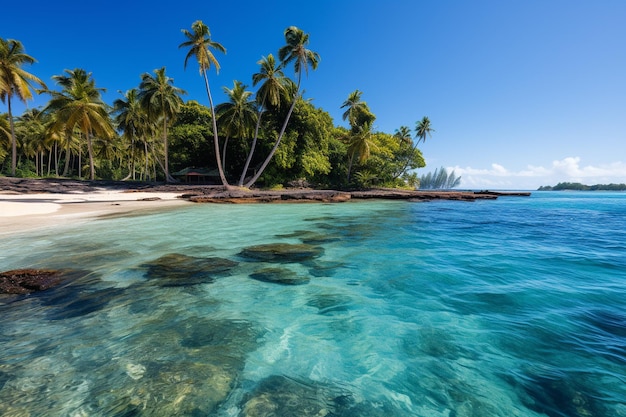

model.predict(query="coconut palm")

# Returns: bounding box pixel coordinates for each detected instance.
[42,68,114,180]
[113,88,153,180]
[138,67,185,182]
[341,89,366,127]
[415,116,434,145]
[15,108,48,175]
[179,20,228,186]
[345,121,376,182]
[0,38,47,176]
[394,125,413,146]
[215,80,256,173]
[244,26,319,188]
[238,54,287,186]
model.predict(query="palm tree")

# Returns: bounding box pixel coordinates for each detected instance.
[179,20,228,186]
[394,125,413,146]
[0,38,47,176]
[238,54,287,186]
[244,26,319,188]
[415,116,434,145]
[341,89,366,127]
[215,80,256,173]
[15,108,48,175]
[345,121,376,182]
[42,69,114,180]
[113,88,152,180]
[138,67,186,182]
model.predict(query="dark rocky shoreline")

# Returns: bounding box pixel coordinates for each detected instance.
[0,177,529,203]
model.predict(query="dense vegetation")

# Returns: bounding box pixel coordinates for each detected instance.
[538,182,626,191]
[1,24,431,189]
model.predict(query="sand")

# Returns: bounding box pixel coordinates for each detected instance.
[0,190,190,236]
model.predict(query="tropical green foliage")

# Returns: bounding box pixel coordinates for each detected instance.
[42,68,114,180]
[180,20,228,186]
[215,81,256,172]
[0,37,47,175]
[244,26,320,188]
[0,113,10,161]
[419,167,462,189]
[2,27,437,188]
[138,67,186,182]
[169,101,214,172]
[112,88,155,180]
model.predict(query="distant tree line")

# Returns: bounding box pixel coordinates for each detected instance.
[538,182,626,191]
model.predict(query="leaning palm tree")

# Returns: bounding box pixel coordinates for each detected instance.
[42,68,114,180]
[138,67,186,182]
[180,20,228,186]
[215,80,256,173]
[0,38,47,176]
[238,54,288,186]
[415,116,434,145]
[244,26,319,188]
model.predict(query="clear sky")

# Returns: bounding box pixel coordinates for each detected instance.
[3,0,625,189]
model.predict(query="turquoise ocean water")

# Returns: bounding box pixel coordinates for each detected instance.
[1,192,625,416]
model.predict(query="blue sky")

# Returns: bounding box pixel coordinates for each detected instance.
[3,0,625,189]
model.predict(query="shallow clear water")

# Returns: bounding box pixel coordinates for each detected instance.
[1,192,625,416]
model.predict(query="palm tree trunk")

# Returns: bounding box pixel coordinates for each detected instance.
[54,143,60,177]
[144,140,149,181]
[85,130,96,180]
[149,142,169,181]
[8,98,17,176]
[221,135,230,174]
[244,92,298,188]
[239,95,267,187]
[202,69,229,187]
[162,117,172,182]
[347,152,355,182]
[63,142,71,177]
[47,148,52,176]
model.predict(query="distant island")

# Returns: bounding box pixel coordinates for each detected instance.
[538,182,626,191]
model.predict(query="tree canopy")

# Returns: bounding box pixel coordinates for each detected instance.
[1,29,434,189]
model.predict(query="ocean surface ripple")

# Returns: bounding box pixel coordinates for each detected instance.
[1,192,625,416]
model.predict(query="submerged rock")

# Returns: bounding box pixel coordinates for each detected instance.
[240,375,411,417]
[306,293,352,315]
[249,267,310,285]
[305,260,347,277]
[239,243,324,263]
[37,273,126,320]
[180,318,261,352]
[91,316,262,416]
[0,269,64,294]
[104,361,236,416]
[141,253,238,286]
[505,369,606,417]
[276,230,342,245]
[240,375,334,417]
[411,327,464,360]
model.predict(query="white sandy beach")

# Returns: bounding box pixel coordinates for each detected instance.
[0,190,190,235]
